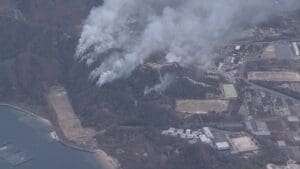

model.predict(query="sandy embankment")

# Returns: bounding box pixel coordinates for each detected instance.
[46,86,120,169]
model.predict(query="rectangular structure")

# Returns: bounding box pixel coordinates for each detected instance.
[215,142,230,150]
[248,71,300,82]
[223,84,238,99]
[292,42,300,56]
[176,100,229,114]
[231,136,258,153]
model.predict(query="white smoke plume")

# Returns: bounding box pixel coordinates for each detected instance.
[76,0,300,87]
[144,73,175,95]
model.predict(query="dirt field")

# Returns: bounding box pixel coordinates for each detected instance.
[46,86,119,169]
[248,71,300,82]
[46,86,97,148]
[261,45,276,59]
[231,136,258,153]
[175,100,229,114]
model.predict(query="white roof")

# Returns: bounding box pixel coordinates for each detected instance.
[288,116,300,122]
[235,45,241,50]
[215,142,230,149]
[199,135,212,144]
[277,140,286,146]
[203,127,214,138]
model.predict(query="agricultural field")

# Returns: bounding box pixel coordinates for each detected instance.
[248,71,300,82]
[175,99,229,114]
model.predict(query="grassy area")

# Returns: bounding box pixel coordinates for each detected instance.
[223,84,238,99]
[176,99,229,114]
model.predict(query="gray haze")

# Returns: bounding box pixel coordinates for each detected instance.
[144,73,175,95]
[76,0,300,86]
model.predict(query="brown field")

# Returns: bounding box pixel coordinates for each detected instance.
[175,100,229,114]
[248,71,300,82]
[261,45,276,59]
[231,136,258,153]
[46,86,97,147]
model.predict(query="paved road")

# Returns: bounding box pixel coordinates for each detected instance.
[231,37,300,46]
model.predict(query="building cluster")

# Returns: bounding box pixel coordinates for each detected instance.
[162,127,213,145]
[162,127,259,154]
[163,40,300,160]
[242,89,291,117]
[239,82,300,161]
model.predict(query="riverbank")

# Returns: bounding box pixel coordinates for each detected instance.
[0,101,120,169]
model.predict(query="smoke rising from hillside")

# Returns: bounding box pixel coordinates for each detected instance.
[76,0,300,86]
[144,73,175,95]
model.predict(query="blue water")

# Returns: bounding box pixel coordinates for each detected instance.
[0,106,103,169]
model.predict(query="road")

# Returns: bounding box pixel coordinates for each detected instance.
[231,37,300,46]
[238,58,300,104]
[243,78,300,103]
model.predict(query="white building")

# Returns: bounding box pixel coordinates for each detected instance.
[199,135,212,144]
[215,142,230,151]
[292,42,300,56]
[287,116,300,122]
[235,45,241,51]
[203,127,214,139]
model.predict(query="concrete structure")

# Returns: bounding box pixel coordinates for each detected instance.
[199,135,212,144]
[287,116,300,122]
[292,42,300,56]
[277,140,286,147]
[203,127,214,139]
[293,134,300,142]
[50,131,59,141]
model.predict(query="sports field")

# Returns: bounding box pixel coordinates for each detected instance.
[248,71,300,82]
[176,100,229,114]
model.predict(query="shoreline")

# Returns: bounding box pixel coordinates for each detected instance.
[0,103,52,126]
[0,103,120,169]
